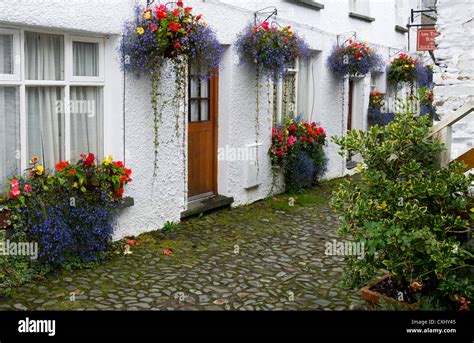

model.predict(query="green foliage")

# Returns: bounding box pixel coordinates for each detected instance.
[162,221,179,233]
[331,107,474,308]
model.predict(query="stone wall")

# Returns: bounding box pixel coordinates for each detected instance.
[433,0,474,159]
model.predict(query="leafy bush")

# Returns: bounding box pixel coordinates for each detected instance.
[270,119,327,193]
[331,106,474,309]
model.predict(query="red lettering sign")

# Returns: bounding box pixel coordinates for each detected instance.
[417,29,440,51]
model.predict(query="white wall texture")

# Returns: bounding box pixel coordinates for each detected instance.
[0,0,413,238]
[433,0,474,159]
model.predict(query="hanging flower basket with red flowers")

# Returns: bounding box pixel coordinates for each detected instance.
[236,22,310,79]
[120,2,223,178]
[327,39,384,78]
[387,53,418,86]
[121,2,222,76]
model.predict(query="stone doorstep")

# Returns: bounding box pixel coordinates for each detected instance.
[180,194,234,219]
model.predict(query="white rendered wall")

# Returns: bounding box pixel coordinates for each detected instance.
[0,0,413,238]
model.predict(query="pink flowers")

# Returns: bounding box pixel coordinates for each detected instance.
[150,24,158,32]
[287,136,297,147]
[9,179,21,199]
[24,184,32,193]
[261,21,270,30]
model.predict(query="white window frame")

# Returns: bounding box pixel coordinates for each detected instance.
[69,35,105,83]
[0,26,105,173]
[0,28,21,81]
[274,60,299,126]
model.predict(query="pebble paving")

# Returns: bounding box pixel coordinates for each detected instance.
[0,181,365,311]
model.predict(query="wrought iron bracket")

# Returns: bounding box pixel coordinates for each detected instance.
[336,31,356,47]
[254,6,278,27]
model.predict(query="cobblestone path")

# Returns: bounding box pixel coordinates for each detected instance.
[0,181,365,311]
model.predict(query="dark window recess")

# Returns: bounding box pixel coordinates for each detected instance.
[188,69,210,123]
[348,11,375,23]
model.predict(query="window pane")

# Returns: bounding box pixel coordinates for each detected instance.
[190,77,199,98]
[190,100,199,122]
[0,34,13,75]
[25,32,64,81]
[27,87,64,170]
[73,41,99,77]
[70,87,103,162]
[0,87,19,183]
[201,79,209,98]
[201,100,209,121]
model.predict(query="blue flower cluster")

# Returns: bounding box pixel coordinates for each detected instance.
[236,24,311,80]
[13,183,116,269]
[187,24,224,79]
[416,63,433,88]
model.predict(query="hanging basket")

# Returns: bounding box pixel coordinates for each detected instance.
[328,39,384,78]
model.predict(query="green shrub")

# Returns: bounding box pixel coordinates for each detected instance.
[331,106,474,309]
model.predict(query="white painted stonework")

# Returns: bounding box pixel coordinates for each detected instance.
[0,0,415,238]
[433,0,474,159]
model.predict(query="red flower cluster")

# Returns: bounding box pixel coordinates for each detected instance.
[270,120,326,164]
[80,153,96,167]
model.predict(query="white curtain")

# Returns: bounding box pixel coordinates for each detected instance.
[73,42,98,77]
[0,34,13,75]
[0,87,19,183]
[70,87,103,162]
[27,87,64,170]
[25,32,64,169]
[25,32,64,81]
[297,58,314,122]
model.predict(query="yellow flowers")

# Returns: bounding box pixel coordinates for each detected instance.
[289,118,294,124]
[35,165,44,176]
[143,11,151,20]
[136,27,145,35]
[103,155,113,166]
[285,130,289,136]
[364,40,369,45]
[376,201,388,211]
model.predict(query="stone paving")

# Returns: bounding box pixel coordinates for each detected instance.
[0,181,365,311]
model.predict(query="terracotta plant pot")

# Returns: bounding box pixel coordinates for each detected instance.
[447,227,471,245]
[360,274,419,310]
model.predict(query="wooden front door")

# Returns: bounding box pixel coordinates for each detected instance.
[188,69,218,199]
[347,80,354,131]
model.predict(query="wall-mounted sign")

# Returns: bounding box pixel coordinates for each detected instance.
[417,28,440,51]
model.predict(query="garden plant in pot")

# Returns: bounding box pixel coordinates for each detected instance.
[331,103,474,311]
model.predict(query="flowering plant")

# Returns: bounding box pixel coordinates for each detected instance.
[328,39,384,78]
[270,118,327,192]
[121,2,222,76]
[387,53,418,85]
[55,154,132,199]
[369,91,385,107]
[236,22,310,79]
[416,63,434,89]
[2,154,132,269]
